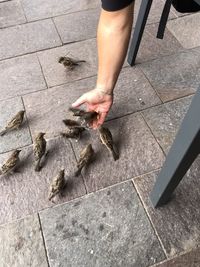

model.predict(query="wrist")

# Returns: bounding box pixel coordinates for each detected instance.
[95,84,114,96]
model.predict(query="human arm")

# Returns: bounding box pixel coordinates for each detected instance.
[72,2,134,128]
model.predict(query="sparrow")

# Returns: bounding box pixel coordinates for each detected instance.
[58,56,86,70]
[69,107,98,128]
[0,110,25,136]
[62,119,81,128]
[68,107,86,117]
[75,144,94,176]
[61,127,85,141]
[79,111,98,128]
[0,150,21,176]
[98,126,119,161]
[33,132,46,172]
[48,169,66,201]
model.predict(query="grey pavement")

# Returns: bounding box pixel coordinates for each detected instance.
[0,0,200,266]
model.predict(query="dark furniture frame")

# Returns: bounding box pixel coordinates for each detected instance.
[127,0,200,66]
[127,0,200,207]
[150,87,200,207]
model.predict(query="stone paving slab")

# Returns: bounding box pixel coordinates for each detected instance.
[22,0,100,21]
[167,13,200,49]
[23,67,161,139]
[0,19,61,60]
[0,0,26,28]
[23,76,96,139]
[72,113,165,192]
[0,97,32,154]
[142,96,192,153]
[152,247,200,267]
[0,214,48,267]
[134,165,200,257]
[108,67,161,119]
[40,181,166,267]
[170,5,191,18]
[0,137,86,225]
[54,8,100,44]
[0,54,46,101]
[134,0,176,26]
[139,48,200,102]
[37,38,97,87]
[136,23,183,64]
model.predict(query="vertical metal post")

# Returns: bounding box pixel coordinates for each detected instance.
[127,0,153,66]
[150,88,200,207]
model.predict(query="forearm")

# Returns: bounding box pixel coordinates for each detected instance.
[96,4,134,94]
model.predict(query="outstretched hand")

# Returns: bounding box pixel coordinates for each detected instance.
[72,89,113,129]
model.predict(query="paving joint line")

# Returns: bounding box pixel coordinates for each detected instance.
[0,35,98,63]
[140,111,167,157]
[37,213,51,267]
[131,179,168,259]
[0,167,165,228]
[0,13,172,31]
[51,18,63,45]
[0,6,99,30]
[0,2,193,32]
[131,167,161,181]
[19,0,28,23]
[0,93,194,156]
[0,73,97,103]
[23,6,100,25]
[105,100,165,123]
[0,31,198,64]
[0,87,47,103]
[0,43,63,63]
[0,141,33,155]
[134,45,197,68]
[144,22,184,51]
[137,66,164,104]
[148,246,200,267]
[1,94,190,150]
[36,53,49,89]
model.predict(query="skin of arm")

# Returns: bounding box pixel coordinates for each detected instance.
[72,3,134,128]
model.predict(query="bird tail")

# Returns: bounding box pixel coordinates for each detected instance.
[48,192,54,201]
[110,148,119,161]
[74,165,83,177]
[60,132,68,138]
[34,160,41,172]
[0,129,7,136]
[77,60,86,63]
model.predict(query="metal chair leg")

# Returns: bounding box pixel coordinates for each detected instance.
[127,0,153,66]
[150,88,200,207]
[157,0,173,39]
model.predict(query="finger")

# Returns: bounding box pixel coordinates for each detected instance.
[97,112,107,126]
[92,120,99,130]
[86,103,99,112]
[72,95,86,107]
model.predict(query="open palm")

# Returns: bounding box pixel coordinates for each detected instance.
[72,89,113,129]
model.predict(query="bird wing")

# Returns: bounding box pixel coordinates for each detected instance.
[101,130,114,150]
[34,140,46,159]
[1,156,18,173]
[79,146,87,160]
[7,113,22,129]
